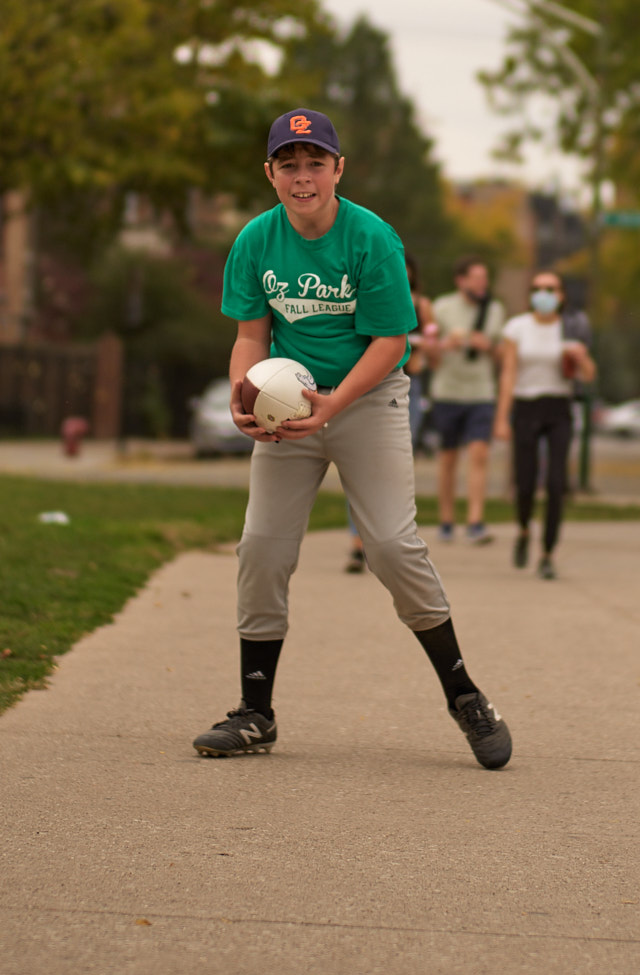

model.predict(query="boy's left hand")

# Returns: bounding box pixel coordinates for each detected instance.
[275,389,336,439]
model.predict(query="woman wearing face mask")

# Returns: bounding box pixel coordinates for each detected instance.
[493,270,596,579]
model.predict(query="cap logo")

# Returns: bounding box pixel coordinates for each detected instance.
[290,114,312,135]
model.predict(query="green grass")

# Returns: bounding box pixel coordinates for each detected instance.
[1,474,638,714]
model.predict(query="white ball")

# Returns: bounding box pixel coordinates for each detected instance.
[242,358,317,433]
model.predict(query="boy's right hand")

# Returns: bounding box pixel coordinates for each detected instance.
[229,379,282,443]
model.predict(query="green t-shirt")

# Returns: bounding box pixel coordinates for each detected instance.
[221,196,412,386]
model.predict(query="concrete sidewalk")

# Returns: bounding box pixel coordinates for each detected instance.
[1,435,640,500]
[1,523,639,974]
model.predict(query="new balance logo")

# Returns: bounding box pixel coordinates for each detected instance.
[388,397,399,408]
[240,724,265,745]
[245,670,266,680]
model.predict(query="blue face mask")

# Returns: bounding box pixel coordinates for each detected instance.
[531,289,560,315]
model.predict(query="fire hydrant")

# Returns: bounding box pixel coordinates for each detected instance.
[61,416,89,457]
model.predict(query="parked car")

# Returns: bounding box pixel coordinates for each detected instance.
[596,399,640,438]
[189,378,253,456]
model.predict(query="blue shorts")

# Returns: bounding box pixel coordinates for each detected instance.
[432,401,495,449]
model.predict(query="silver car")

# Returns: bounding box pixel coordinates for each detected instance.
[189,378,253,456]
[597,400,640,438]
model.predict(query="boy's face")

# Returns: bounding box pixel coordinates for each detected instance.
[264,144,344,222]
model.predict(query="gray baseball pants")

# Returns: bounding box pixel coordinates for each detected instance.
[237,369,451,640]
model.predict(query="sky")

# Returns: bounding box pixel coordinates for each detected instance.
[320,0,587,197]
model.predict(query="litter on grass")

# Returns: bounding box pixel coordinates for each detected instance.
[38,512,70,525]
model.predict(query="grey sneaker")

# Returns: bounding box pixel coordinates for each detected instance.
[466,523,494,545]
[538,555,556,580]
[193,704,277,757]
[449,692,512,769]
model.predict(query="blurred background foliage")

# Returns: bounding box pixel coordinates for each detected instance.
[1,0,638,434]
[478,0,640,403]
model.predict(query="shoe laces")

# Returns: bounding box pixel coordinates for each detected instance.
[460,698,496,738]
[212,706,253,729]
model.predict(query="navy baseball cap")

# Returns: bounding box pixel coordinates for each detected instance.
[267,108,340,157]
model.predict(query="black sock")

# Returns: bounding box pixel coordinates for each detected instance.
[240,638,283,718]
[413,618,479,708]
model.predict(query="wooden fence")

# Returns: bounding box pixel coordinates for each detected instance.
[0,333,122,438]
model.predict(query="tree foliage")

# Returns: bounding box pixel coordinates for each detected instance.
[478,0,637,184]
[2,0,505,412]
[80,245,237,435]
[479,0,640,398]
[279,16,462,292]
[0,0,326,216]
[444,182,528,268]
[1,1,485,288]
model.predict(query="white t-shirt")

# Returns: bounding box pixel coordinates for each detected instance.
[502,312,573,399]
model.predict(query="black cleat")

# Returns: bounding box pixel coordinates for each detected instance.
[449,692,512,770]
[193,705,277,757]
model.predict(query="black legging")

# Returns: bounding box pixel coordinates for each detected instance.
[512,396,573,555]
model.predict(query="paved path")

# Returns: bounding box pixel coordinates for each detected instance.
[2,523,639,974]
[0,435,639,500]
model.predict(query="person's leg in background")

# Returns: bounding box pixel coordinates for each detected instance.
[437,447,458,540]
[344,499,366,573]
[538,398,573,579]
[466,439,493,543]
[408,373,424,452]
[463,403,495,544]
[511,399,541,569]
[432,403,462,542]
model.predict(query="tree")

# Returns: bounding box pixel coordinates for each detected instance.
[77,244,237,435]
[477,1,636,174]
[479,0,640,396]
[0,0,326,224]
[444,181,528,268]
[280,16,460,292]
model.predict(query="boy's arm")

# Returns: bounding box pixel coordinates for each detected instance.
[229,316,281,443]
[229,317,272,385]
[278,333,407,439]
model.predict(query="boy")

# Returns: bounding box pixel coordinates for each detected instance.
[193,108,512,769]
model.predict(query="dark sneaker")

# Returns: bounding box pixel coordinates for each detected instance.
[513,533,529,568]
[345,548,365,573]
[449,692,512,770]
[538,555,556,580]
[193,705,277,757]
